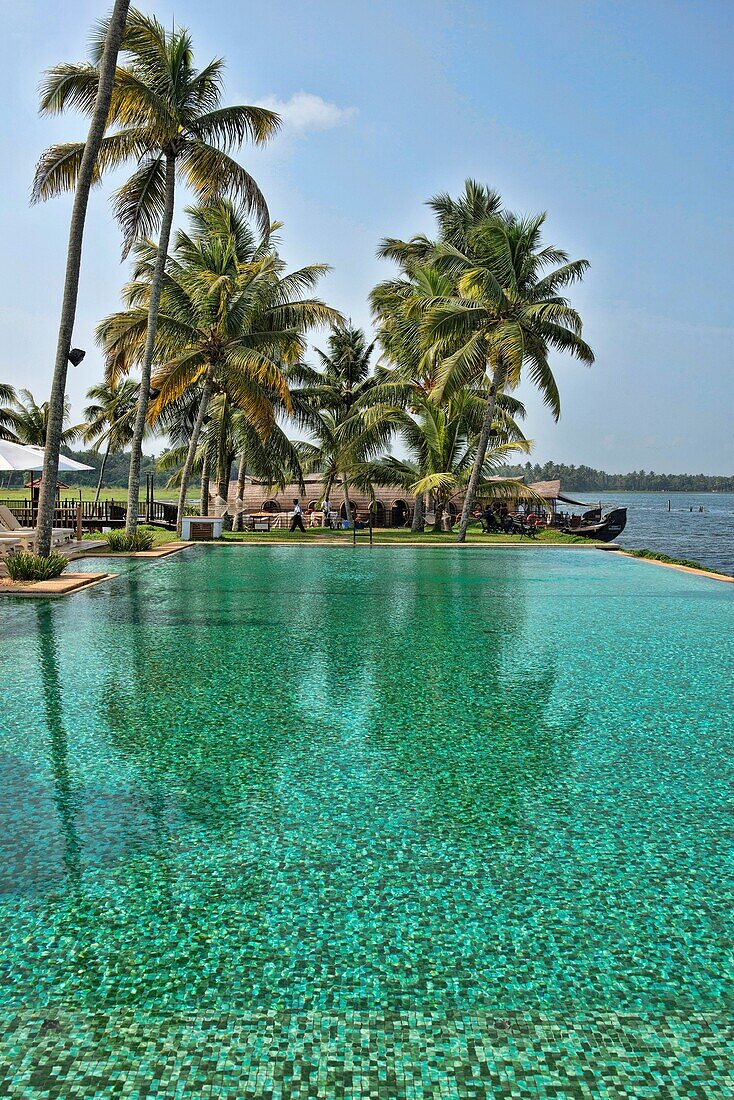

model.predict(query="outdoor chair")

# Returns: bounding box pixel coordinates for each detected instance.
[0,505,74,550]
[479,513,501,534]
[506,515,538,539]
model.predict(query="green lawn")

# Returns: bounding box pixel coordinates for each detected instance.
[0,485,197,504]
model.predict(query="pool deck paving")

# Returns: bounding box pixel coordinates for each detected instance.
[0,572,116,598]
[90,540,193,559]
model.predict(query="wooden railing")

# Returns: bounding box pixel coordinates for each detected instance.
[3,497,178,530]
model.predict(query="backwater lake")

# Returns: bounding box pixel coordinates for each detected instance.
[579,490,734,574]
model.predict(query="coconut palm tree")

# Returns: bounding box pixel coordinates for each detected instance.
[291,325,384,518]
[230,413,307,529]
[97,201,339,534]
[32,0,130,556]
[423,210,594,540]
[373,182,593,539]
[372,188,506,529]
[158,401,305,529]
[83,379,141,505]
[352,382,530,531]
[0,383,18,441]
[7,389,83,449]
[34,9,280,536]
[363,392,534,532]
[0,390,82,492]
[378,179,504,271]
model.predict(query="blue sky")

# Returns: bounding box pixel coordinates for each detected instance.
[1,0,732,473]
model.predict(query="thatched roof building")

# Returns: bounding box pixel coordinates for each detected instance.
[212,475,581,527]
[215,477,414,526]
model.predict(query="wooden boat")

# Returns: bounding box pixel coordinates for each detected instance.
[562,506,627,542]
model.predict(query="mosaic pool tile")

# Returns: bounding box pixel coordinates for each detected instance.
[1,1010,732,1098]
[0,547,732,1096]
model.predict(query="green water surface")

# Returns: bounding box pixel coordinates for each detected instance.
[1,547,732,1018]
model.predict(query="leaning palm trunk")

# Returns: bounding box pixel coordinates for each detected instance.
[125,153,176,536]
[200,451,210,517]
[93,440,112,508]
[176,373,213,536]
[321,471,335,510]
[411,493,424,533]
[456,359,504,543]
[36,0,130,556]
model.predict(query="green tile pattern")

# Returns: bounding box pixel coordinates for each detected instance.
[1,1011,732,1098]
[0,547,732,1096]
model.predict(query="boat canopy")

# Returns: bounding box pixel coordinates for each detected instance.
[557,493,595,508]
[526,480,594,507]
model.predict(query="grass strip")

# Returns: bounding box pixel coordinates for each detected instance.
[624,547,729,576]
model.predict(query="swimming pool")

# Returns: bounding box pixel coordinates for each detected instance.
[1,547,732,1095]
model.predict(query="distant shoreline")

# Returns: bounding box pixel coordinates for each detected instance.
[577,489,734,495]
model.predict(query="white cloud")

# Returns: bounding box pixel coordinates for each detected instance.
[258,92,356,135]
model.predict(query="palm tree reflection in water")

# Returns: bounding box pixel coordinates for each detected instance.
[36,602,82,888]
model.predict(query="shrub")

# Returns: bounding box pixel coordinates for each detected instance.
[6,551,69,582]
[626,548,726,575]
[105,528,156,552]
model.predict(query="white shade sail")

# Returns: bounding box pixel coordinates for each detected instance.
[0,440,93,472]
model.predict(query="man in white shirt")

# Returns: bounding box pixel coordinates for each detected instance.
[289,498,305,532]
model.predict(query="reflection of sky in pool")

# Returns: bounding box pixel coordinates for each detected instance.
[1,547,732,1093]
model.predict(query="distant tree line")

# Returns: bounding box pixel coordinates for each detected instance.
[501,461,734,492]
[60,449,159,490]
[0,449,158,492]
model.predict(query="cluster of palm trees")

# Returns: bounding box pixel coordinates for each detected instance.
[27,8,593,551]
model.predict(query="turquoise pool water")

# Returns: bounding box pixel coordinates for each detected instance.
[0,547,732,1096]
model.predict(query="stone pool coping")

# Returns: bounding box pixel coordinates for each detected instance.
[611,548,734,583]
[205,538,611,549]
[80,540,193,559]
[0,544,193,599]
[0,572,116,598]
[189,539,733,579]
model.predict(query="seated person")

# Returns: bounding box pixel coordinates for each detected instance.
[480,505,500,532]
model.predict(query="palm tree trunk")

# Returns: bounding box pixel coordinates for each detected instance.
[176,374,213,537]
[342,473,351,525]
[432,501,444,534]
[234,450,247,531]
[93,441,111,508]
[216,397,231,503]
[36,0,130,556]
[457,359,504,543]
[125,151,176,536]
[200,451,210,517]
[411,493,424,533]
